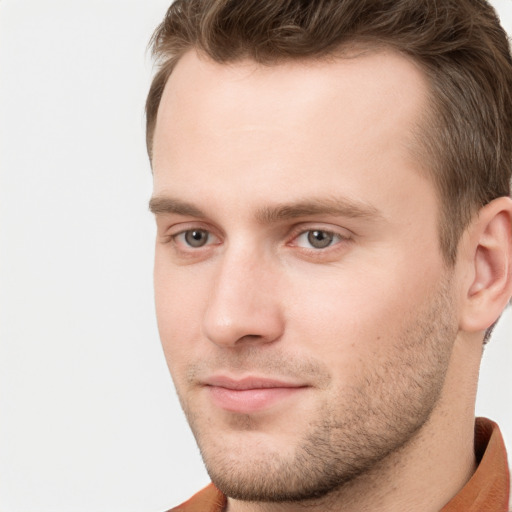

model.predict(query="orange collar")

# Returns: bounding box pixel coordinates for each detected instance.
[169,417,510,512]
[440,417,510,511]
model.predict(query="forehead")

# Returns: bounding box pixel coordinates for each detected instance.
[152,49,433,222]
[153,48,428,155]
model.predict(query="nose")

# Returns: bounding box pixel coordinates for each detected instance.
[202,248,285,348]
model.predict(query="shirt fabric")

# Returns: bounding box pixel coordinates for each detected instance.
[167,417,510,512]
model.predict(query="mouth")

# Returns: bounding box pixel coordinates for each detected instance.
[202,376,309,414]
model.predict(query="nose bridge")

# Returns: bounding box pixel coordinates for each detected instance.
[202,242,284,347]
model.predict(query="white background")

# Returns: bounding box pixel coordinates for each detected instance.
[0,1,511,511]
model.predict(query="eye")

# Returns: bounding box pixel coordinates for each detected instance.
[294,230,343,249]
[175,229,212,248]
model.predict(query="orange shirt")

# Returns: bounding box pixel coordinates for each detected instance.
[168,418,510,512]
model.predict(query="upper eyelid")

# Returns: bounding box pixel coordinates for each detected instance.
[287,223,353,239]
[157,223,219,249]
[289,230,349,249]
[172,228,220,246]
[164,221,222,237]
[293,229,346,239]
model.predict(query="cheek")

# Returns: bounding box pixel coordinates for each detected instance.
[154,257,209,367]
[284,256,443,366]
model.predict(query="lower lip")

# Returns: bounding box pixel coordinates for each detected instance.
[207,386,305,413]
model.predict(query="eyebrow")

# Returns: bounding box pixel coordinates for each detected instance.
[149,196,205,217]
[149,195,383,223]
[255,197,382,223]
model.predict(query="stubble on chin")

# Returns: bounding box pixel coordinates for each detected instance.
[175,280,458,504]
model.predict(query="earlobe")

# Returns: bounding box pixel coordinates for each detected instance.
[460,196,512,334]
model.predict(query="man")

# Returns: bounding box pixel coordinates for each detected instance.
[146,0,512,510]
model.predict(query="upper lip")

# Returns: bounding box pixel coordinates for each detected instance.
[203,376,307,390]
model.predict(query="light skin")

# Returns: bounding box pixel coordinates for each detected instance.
[150,49,512,511]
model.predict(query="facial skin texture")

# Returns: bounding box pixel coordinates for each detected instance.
[151,51,482,511]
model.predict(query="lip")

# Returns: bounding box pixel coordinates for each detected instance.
[203,376,308,414]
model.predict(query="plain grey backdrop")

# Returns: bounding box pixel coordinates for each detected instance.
[0,1,511,511]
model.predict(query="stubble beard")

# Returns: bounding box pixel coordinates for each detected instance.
[176,279,458,504]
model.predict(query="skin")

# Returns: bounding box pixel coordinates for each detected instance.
[150,49,512,511]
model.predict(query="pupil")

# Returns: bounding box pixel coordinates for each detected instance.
[308,230,333,249]
[185,230,208,247]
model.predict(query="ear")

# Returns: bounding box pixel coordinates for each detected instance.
[459,196,512,335]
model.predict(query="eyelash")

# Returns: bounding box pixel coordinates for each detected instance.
[288,228,349,250]
[171,229,219,249]
[165,225,351,256]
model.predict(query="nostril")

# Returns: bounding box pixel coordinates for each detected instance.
[236,334,265,343]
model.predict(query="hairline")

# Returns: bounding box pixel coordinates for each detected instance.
[147,42,464,266]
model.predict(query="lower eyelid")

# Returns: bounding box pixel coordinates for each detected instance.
[172,229,221,249]
[163,226,350,253]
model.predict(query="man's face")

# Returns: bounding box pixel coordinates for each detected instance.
[151,50,459,501]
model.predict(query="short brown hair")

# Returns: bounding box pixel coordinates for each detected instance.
[146,0,512,263]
